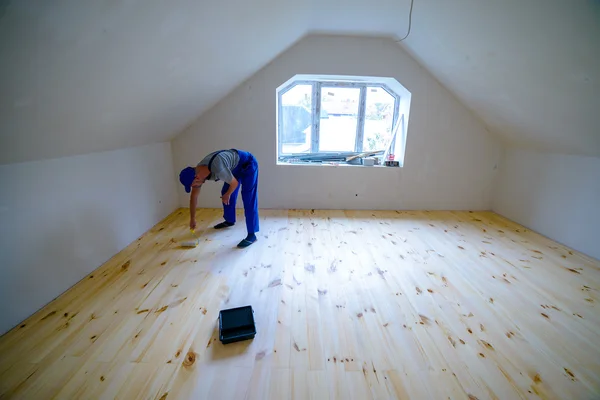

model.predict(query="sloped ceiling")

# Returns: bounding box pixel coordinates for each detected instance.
[1,0,598,165]
[0,0,310,164]
[399,0,600,157]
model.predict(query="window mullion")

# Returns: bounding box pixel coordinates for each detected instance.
[355,85,366,152]
[311,82,320,153]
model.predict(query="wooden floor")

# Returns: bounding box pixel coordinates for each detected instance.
[1,209,599,399]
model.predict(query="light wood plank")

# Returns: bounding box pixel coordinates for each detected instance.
[0,208,599,399]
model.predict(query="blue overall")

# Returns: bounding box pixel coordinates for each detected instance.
[209,149,259,235]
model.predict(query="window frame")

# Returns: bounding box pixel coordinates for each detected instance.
[277,80,401,156]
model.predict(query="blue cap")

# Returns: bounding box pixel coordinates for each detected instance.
[179,166,196,193]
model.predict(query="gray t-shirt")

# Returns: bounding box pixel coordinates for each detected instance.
[198,150,240,184]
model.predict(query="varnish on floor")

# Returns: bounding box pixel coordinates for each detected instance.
[0,209,599,399]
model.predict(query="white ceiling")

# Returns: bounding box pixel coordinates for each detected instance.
[0,0,308,164]
[399,0,600,157]
[1,0,598,164]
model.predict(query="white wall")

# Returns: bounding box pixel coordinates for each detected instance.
[0,142,178,335]
[172,35,502,210]
[493,148,600,260]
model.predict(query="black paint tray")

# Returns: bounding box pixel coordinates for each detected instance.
[218,305,256,344]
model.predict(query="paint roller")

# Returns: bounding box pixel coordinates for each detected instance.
[181,229,200,248]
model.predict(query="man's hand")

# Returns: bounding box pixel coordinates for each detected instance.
[221,178,238,206]
[221,193,231,205]
[190,219,197,230]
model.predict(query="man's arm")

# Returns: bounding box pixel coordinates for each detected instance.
[221,177,238,205]
[189,186,201,229]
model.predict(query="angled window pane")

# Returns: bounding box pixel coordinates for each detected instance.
[319,87,360,152]
[363,87,395,152]
[281,84,312,154]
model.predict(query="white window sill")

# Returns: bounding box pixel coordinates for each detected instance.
[276,161,402,168]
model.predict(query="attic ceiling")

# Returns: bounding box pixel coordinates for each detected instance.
[399,0,600,157]
[1,0,598,164]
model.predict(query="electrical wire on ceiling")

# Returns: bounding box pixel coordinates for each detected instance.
[396,0,414,42]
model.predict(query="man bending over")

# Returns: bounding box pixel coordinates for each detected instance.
[179,148,259,248]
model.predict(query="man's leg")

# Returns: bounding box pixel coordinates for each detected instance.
[215,182,240,229]
[237,165,259,248]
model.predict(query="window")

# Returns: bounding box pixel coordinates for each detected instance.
[277,75,411,167]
